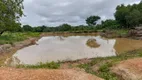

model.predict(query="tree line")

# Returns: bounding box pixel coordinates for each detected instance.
[0,0,142,34]
[22,1,142,32]
[115,1,142,28]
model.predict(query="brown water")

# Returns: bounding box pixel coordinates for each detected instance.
[6,36,142,65]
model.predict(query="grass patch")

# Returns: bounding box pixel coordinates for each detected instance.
[17,61,60,69]
[78,63,97,75]
[0,32,40,45]
[78,62,117,80]
[98,62,117,80]
[115,29,129,35]
[0,32,41,66]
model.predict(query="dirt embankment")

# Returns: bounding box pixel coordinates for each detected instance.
[111,58,142,80]
[41,32,98,37]
[0,67,103,80]
[0,37,40,66]
[0,38,38,55]
[129,27,142,40]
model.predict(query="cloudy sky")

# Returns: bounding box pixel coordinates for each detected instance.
[21,0,141,27]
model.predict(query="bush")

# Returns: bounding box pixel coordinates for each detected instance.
[0,32,40,45]
[17,61,60,69]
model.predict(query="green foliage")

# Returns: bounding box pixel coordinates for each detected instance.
[78,64,97,74]
[33,25,46,32]
[0,32,26,45]
[125,9,142,27]
[0,32,40,45]
[17,61,60,69]
[98,62,117,80]
[78,62,118,80]
[115,29,129,36]
[99,72,117,80]
[0,0,24,35]
[58,24,72,31]
[23,25,33,32]
[115,2,142,28]
[86,16,100,26]
[31,24,96,33]
[101,19,120,29]
[99,63,112,72]
[115,4,129,28]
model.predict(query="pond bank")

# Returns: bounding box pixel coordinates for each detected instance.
[58,49,142,80]
[0,32,142,80]
[0,32,141,66]
[0,38,38,66]
[0,32,101,66]
[0,33,41,66]
[0,67,103,80]
[40,29,142,40]
[16,49,142,80]
[112,58,142,80]
[40,30,130,39]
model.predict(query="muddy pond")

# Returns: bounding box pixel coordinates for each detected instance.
[6,35,142,65]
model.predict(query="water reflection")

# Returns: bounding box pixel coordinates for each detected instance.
[114,38,142,54]
[58,36,65,41]
[6,36,142,65]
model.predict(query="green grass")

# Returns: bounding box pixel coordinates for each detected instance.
[77,49,142,80]
[0,32,40,45]
[115,29,129,37]
[98,62,117,80]
[17,61,60,69]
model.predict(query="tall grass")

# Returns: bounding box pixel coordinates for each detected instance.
[0,32,40,45]
[17,61,60,69]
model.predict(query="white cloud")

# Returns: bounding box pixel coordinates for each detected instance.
[21,0,141,26]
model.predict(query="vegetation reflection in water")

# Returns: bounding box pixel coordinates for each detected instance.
[7,36,142,65]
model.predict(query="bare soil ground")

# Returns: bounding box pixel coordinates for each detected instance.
[0,67,103,80]
[111,58,142,80]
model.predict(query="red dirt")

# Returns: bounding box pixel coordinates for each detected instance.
[111,58,142,80]
[0,67,103,80]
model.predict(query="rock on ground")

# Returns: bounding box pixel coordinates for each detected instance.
[0,68,103,80]
[0,44,12,54]
[111,58,142,80]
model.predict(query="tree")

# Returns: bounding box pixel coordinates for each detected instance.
[115,2,142,28]
[40,25,47,32]
[138,2,142,23]
[33,26,47,32]
[58,24,72,31]
[101,19,120,29]
[23,25,33,32]
[0,0,24,35]
[11,23,23,32]
[115,4,130,28]
[125,9,142,27]
[86,16,100,26]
